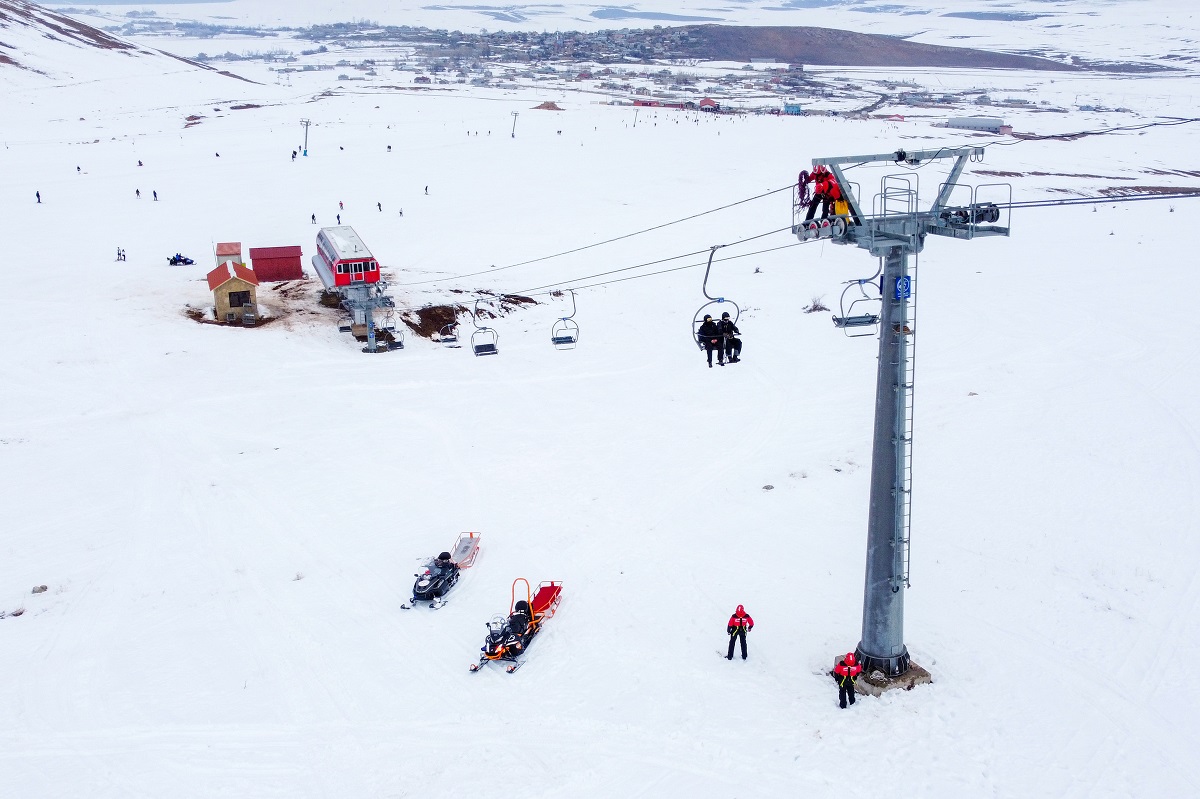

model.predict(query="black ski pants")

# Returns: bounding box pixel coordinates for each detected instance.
[838,678,856,708]
[704,340,723,365]
[724,337,742,361]
[727,627,747,659]
[805,194,833,221]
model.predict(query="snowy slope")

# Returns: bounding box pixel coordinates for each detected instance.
[2,6,1200,798]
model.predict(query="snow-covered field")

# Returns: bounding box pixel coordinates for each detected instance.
[3,2,1200,796]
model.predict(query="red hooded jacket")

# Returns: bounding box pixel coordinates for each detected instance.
[727,605,754,633]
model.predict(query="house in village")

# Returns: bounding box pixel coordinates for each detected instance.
[207,261,260,325]
[249,245,304,282]
[699,98,719,113]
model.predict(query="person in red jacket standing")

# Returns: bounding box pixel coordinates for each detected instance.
[834,652,862,708]
[726,605,754,660]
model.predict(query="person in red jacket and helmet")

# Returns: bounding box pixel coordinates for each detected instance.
[726,605,754,660]
[804,165,839,221]
[834,652,862,708]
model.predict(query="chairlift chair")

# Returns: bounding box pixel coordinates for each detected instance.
[550,289,579,349]
[831,276,881,338]
[438,322,462,348]
[471,298,499,357]
[692,245,740,349]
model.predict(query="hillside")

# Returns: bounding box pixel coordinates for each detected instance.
[679,24,1080,71]
[0,0,252,86]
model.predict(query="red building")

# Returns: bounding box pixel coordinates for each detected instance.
[249,245,304,282]
[699,98,719,112]
[313,226,379,289]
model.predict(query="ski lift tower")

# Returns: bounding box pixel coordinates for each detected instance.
[796,146,1010,682]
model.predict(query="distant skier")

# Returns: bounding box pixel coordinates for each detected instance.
[152,190,158,201]
[35,191,41,203]
[726,605,753,660]
[215,152,220,158]
[339,200,344,210]
[291,150,297,161]
[311,214,317,224]
[424,185,429,195]
[337,213,341,224]
[76,166,80,173]
[387,145,392,152]
[718,312,741,363]
[137,160,143,167]
[135,189,141,199]
[377,202,382,212]
[697,314,722,367]
[398,208,403,217]
[834,652,861,709]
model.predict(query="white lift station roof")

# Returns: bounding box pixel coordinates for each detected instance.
[319,226,374,261]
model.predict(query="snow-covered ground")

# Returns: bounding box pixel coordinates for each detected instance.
[3,3,1200,796]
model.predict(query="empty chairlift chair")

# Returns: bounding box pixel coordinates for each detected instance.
[831,274,882,337]
[471,298,499,357]
[550,289,580,350]
[382,311,404,350]
[437,322,461,348]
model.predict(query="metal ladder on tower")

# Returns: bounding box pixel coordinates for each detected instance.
[893,254,918,591]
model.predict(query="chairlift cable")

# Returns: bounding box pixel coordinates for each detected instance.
[394,183,795,287]
[514,225,793,294]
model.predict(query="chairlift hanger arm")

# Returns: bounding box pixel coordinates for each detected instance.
[701,245,727,302]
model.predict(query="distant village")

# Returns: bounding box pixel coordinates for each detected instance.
[98,14,1134,120]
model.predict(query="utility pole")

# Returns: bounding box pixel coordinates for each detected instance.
[633,108,640,127]
[300,118,311,156]
[796,147,1010,685]
[510,111,519,138]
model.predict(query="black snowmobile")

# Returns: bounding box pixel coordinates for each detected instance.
[400,532,481,610]
[402,552,459,609]
[168,253,195,265]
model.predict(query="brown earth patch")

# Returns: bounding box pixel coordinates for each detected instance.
[402,304,467,338]
[1098,185,1200,197]
[534,101,563,111]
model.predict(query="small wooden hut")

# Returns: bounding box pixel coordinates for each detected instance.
[207,262,260,325]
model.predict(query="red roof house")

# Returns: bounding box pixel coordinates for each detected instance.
[699,98,719,112]
[249,245,304,282]
[207,262,260,324]
[214,241,242,268]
